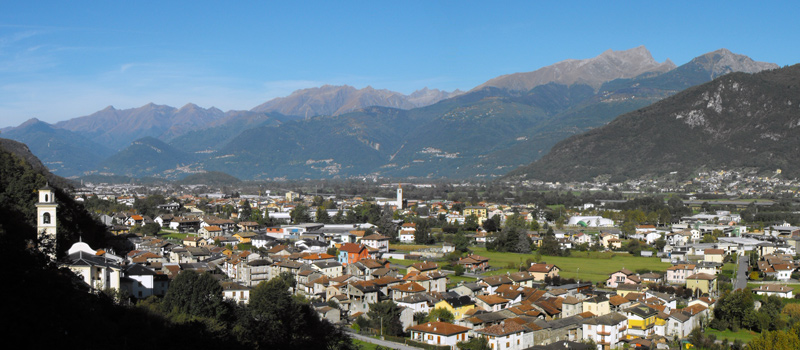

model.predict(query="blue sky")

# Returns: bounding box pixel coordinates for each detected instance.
[1,1,798,128]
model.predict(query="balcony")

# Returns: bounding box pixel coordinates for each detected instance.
[597,331,611,336]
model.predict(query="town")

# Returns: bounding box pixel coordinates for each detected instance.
[41,177,800,350]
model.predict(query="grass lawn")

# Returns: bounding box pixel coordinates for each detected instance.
[390,244,432,252]
[704,327,758,343]
[161,232,189,240]
[471,247,671,283]
[447,275,478,288]
[353,339,379,350]
[482,268,518,276]
[721,262,737,277]
[388,258,419,267]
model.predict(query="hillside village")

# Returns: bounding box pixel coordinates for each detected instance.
[46,181,800,350]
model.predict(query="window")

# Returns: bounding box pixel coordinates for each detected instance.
[43,212,51,224]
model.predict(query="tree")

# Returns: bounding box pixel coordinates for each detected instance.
[427,307,455,323]
[327,247,339,257]
[713,289,754,330]
[654,237,666,251]
[482,217,498,232]
[376,204,397,240]
[453,231,471,252]
[413,311,428,325]
[514,230,532,254]
[539,234,561,256]
[247,273,355,349]
[162,270,225,319]
[140,222,161,236]
[316,206,331,224]
[625,239,642,255]
[463,214,479,232]
[620,221,635,238]
[748,330,800,350]
[367,301,404,336]
[239,199,252,220]
[290,204,311,224]
[247,274,301,346]
[457,336,490,350]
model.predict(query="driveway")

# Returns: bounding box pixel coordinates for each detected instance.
[348,330,422,350]
[734,253,748,290]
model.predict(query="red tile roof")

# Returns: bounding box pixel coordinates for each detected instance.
[407,322,470,336]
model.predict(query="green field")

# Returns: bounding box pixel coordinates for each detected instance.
[470,247,671,283]
[387,258,419,267]
[390,244,433,252]
[161,232,189,240]
[353,339,379,350]
[704,327,758,343]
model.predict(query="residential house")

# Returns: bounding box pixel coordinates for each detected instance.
[408,261,439,274]
[581,312,628,350]
[703,249,725,263]
[361,233,390,253]
[434,295,476,320]
[475,321,532,350]
[476,295,510,312]
[685,273,717,295]
[640,272,663,284]
[582,296,610,316]
[399,223,417,243]
[508,272,536,288]
[457,254,491,272]
[624,304,659,339]
[665,264,696,284]
[451,282,484,298]
[479,275,513,295]
[605,269,641,289]
[120,264,169,299]
[408,322,471,349]
[199,225,223,239]
[182,236,206,247]
[463,206,488,220]
[63,242,122,291]
[221,281,251,304]
[338,243,372,265]
[561,296,583,318]
[527,263,560,281]
[752,284,794,298]
[397,293,435,315]
[391,282,427,301]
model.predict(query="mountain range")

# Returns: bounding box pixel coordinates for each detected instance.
[0,46,781,180]
[506,63,800,182]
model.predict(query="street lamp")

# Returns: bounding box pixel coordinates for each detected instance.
[577,267,580,282]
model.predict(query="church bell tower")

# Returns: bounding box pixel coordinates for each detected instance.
[36,184,57,256]
[396,183,403,209]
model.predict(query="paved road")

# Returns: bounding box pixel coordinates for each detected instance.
[348,331,422,350]
[734,253,748,290]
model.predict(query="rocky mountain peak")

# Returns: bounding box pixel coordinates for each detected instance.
[691,48,779,78]
[17,118,44,128]
[474,46,676,92]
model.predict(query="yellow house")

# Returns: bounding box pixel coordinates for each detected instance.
[463,206,488,219]
[233,231,257,244]
[686,273,717,295]
[624,304,659,339]
[433,295,476,320]
[582,295,610,316]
